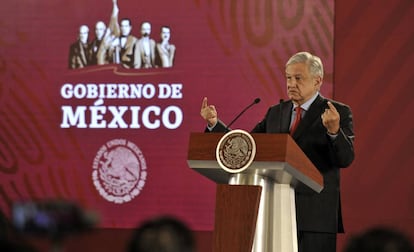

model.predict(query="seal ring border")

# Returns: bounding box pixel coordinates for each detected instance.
[215,129,257,173]
[92,139,147,204]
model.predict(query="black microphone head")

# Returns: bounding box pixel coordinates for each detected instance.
[254,98,261,104]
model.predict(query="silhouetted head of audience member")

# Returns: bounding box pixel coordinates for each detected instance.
[343,226,413,252]
[0,209,7,237]
[127,215,195,252]
[1,209,38,252]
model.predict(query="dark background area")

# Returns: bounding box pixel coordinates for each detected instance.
[335,0,413,249]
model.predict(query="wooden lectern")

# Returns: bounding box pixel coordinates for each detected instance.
[187,132,323,252]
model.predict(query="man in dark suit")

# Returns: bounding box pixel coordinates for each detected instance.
[200,51,355,252]
[98,17,137,68]
[89,0,120,66]
[68,25,89,69]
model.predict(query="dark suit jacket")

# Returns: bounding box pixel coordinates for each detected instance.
[68,40,89,69]
[208,95,355,233]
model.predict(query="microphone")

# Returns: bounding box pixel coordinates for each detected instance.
[225,98,261,132]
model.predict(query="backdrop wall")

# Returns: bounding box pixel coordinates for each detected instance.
[0,0,413,251]
[335,0,414,249]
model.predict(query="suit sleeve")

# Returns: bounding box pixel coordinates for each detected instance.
[204,120,228,133]
[329,104,355,168]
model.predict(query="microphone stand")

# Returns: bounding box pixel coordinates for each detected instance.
[225,98,261,132]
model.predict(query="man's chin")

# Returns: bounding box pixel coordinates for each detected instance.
[287,94,298,100]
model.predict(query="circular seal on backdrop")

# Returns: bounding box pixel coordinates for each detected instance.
[92,139,147,204]
[216,129,256,173]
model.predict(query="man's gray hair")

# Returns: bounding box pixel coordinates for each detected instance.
[286,52,324,78]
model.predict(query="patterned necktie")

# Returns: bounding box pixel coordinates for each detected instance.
[290,107,302,135]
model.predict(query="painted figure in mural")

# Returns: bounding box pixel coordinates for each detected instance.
[200,51,355,252]
[94,0,121,65]
[96,0,137,68]
[88,21,107,66]
[106,18,138,68]
[90,0,122,67]
[155,26,176,68]
[68,25,90,69]
[97,18,137,68]
[133,21,156,69]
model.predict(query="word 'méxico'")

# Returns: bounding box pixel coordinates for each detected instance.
[60,83,183,129]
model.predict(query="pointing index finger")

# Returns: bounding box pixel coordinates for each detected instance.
[201,97,208,109]
[327,101,337,112]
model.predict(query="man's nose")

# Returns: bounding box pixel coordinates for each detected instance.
[287,80,297,87]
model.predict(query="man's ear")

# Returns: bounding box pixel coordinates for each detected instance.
[314,76,322,89]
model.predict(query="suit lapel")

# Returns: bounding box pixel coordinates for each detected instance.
[281,102,293,133]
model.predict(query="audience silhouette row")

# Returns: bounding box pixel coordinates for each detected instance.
[2,206,413,252]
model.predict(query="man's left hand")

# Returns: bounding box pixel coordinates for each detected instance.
[321,101,340,134]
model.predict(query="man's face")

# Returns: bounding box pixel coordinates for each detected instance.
[160,27,170,41]
[285,62,321,105]
[79,25,89,44]
[141,22,151,37]
[95,22,106,40]
[120,20,132,36]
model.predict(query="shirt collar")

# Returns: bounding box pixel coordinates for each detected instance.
[293,92,319,111]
